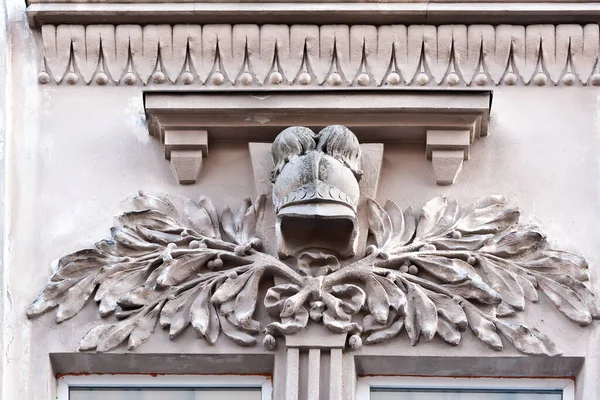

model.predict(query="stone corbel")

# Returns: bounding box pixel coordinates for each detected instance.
[145,92,490,186]
[426,130,471,185]
[163,130,208,184]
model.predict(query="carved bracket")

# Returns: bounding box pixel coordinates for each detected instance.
[426,130,471,185]
[145,92,490,186]
[163,130,208,184]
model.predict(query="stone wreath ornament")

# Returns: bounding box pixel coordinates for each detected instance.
[27,126,599,356]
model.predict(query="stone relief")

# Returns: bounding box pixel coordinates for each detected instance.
[38,24,600,87]
[28,126,599,356]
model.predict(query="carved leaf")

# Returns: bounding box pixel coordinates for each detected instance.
[55,275,96,323]
[477,256,526,310]
[96,318,137,352]
[211,270,253,304]
[183,197,217,238]
[537,275,593,326]
[405,282,438,345]
[436,317,461,345]
[218,313,256,346]
[198,196,221,239]
[52,249,119,281]
[425,290,467,331]
[169,287,203,339]
[98,268,148,317]
[156,253,212,288]
[220,196,265,246]
[462,302,503,351]
[365,275,391,323]
[455,196,519,234]
[367,199,393,248]
[190,286,220,344]
[128,304,161,351]
[365,317,404,344]
[432,234,493,251]
[494,319,562,356]
[133,191,178,219]
[548,274,600,319]
[416,197,459,239]
[119,209,183,233]
[517,250,590,282]
[27,278,82,318]
[78,324,115,351]
[410,255,470,283]
[443,277,502,305]
[368,200,417,253]
[234,270,264,324]
[481,228,545,257]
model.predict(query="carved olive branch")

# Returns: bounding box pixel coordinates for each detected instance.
[27,192,598,356]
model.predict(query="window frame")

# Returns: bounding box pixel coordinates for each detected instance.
[356,376,575,400]
[57,374,272,400]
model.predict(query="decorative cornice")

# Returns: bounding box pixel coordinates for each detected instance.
[38,24,600,87]
[26,2,600,27]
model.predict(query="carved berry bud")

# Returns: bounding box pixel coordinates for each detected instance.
[400,264,409,273]
[298,72,311,85]
[415,73,429,86]
[181,72,194,85]
[65,72,79,85]
[365,245,378,255]
[123,72,137,85]
[212,258,224,269]
[207,260,215,269]
[249,238,262,249]
[408,265,419,275]
[270,71,283,84]
[467,256,477,265]
[263,334,276,350]
[451,230,462,239]
[152,71,166,84]
[386,72,401,85]
[421,244,436,251]
[38,72,50,84]
[234,245,246,256]
[189,240,202,249]
[227,270,238,279]
[349,334,362,350]
[167,243,177,249]
[95,72,109,85]
[211,72,225,85]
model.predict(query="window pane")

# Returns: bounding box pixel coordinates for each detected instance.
[371,390,562,400]
[70,388,262,400]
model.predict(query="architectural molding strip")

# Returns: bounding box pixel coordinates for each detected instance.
[27,2,600,27]
[38,24,600,88]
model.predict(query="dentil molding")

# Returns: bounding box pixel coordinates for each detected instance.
[38,24,600,88]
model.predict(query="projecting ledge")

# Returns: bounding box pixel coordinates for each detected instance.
[144,91,491,185]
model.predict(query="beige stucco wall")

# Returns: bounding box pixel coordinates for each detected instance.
[2,1,600,400]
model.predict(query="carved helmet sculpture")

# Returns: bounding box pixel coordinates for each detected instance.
[271,125,362,258]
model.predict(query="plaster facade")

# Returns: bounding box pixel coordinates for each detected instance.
[2,1,600,400]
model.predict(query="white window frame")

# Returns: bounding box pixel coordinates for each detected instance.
[356,376,574,400]
[57,374,272,400]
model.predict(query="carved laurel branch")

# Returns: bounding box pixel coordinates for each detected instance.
[27,193,598,355]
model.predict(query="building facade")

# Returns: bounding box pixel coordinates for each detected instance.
[2,0,600,399]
